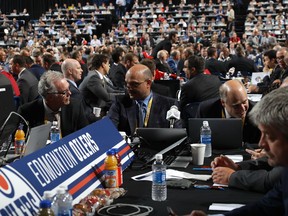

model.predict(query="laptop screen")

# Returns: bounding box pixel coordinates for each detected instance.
[136,128,187,151]
[187,118,243,150]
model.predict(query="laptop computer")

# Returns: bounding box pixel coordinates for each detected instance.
[0,123,51,165]
[251,72,269,85]
[22,122,51,157]
[187,118,243,150]
[135,128,187,151]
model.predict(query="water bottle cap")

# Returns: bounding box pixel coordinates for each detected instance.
[56,188,66,194]
[40,199,52,208]
[59,185,68,191]
[52,121,58,126]
[203,121,209,126]
[42,190,54,199]
[155,154,163,160]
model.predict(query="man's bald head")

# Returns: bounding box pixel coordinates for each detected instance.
[125,64,153,100]
[220,80,249,118]
[61,58,83,82]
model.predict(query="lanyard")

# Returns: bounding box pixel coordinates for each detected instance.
[143,97,153,127]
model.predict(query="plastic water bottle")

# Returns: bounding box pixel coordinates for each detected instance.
[152,154,167,201]
[53,188,73,216]
[237,71,242,77]
[112,148,123,187]
[50,121,60,143]
[200,121,212,157]
[42,191,54,201]
[38,200,55,216]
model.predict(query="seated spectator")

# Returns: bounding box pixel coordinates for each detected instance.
[155,50,173,74]
[107,64,181,136]
[190,87,288,216]
[196,79,261,144]
[11,55,39,105]
[205,46,227,77]
[227,44,258,75]
[18,70,89,137]
[167,50,180,74]
[180,55,222,126]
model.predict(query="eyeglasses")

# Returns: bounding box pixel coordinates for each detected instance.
[48,90,70,96]
[277,56,285,60]
[125,80,148,88]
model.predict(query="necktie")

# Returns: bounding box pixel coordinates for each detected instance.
[138,102,146,127]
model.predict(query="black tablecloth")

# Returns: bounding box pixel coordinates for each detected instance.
[110,155,264,216]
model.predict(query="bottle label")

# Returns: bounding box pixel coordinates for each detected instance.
[14,139,25,154]
[50,132,60,143]
[153,171,166,185]
[201,135,211,145]
[105,169,117,188]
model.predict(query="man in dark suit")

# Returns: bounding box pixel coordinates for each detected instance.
[151,31,178,59]
[107,64,181,136]
[205,46,227,77]
[62,58,96,123]
[18,71,89,138]
[196,79,261,144]
[180,55,222,126]
[11,55,39,105]
[190,87,288,216]
[80,54,117,117]
[227,44,258,76]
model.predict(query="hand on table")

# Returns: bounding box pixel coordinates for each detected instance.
[245,148,266,160]
[185,210,207,216]
[211,155,239,171]
[212,167,235,185]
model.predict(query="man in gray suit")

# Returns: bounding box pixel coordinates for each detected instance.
[79,54,116,117]
[11,55,39,105]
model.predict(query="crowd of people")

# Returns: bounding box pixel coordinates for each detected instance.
[1,0,288,215]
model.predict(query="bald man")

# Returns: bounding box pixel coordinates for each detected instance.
[196,79,261,143]
[62,58,97,123]
[107,64,181,136]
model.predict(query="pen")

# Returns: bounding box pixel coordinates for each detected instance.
[193,167,213,171]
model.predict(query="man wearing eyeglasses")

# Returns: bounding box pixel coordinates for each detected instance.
[107,64,181,136]
[18,70,89,138]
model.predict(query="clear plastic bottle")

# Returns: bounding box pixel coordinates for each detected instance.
[50,121,60,144]
[104,149,118,188]
[200,121,212,157]
[152,154,167,201]
[38,200,55,216]
[14,123,25,154]
[42,191,54,201]
[55,188,73,216]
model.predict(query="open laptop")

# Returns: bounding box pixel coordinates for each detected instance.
[1,123,51,164]
[136,128,187,151]
[135,128,189,167]
[251,72,269,85]
[22,122,51,157]
[187,118,243,150]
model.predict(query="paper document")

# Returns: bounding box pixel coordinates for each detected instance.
[132,169,211,181]
[225,155,243,163]
[209,203,245,211]
[213,183,228,187]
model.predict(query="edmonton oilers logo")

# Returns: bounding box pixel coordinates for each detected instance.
[0,169,15,198]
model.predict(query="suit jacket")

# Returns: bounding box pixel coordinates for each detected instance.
[107,93,182,136]
[17,98,89,137]
[225,168,288,216]
[108,63,127,89]
[17,69,39,105]
[229,157,285,193]
[180,73,221,111]
[79,71,113,113]
[196,98,261,143]
[205,58,228,77]
[151,39,172,59]
[227,56,259,74]
[29,64,45,81]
